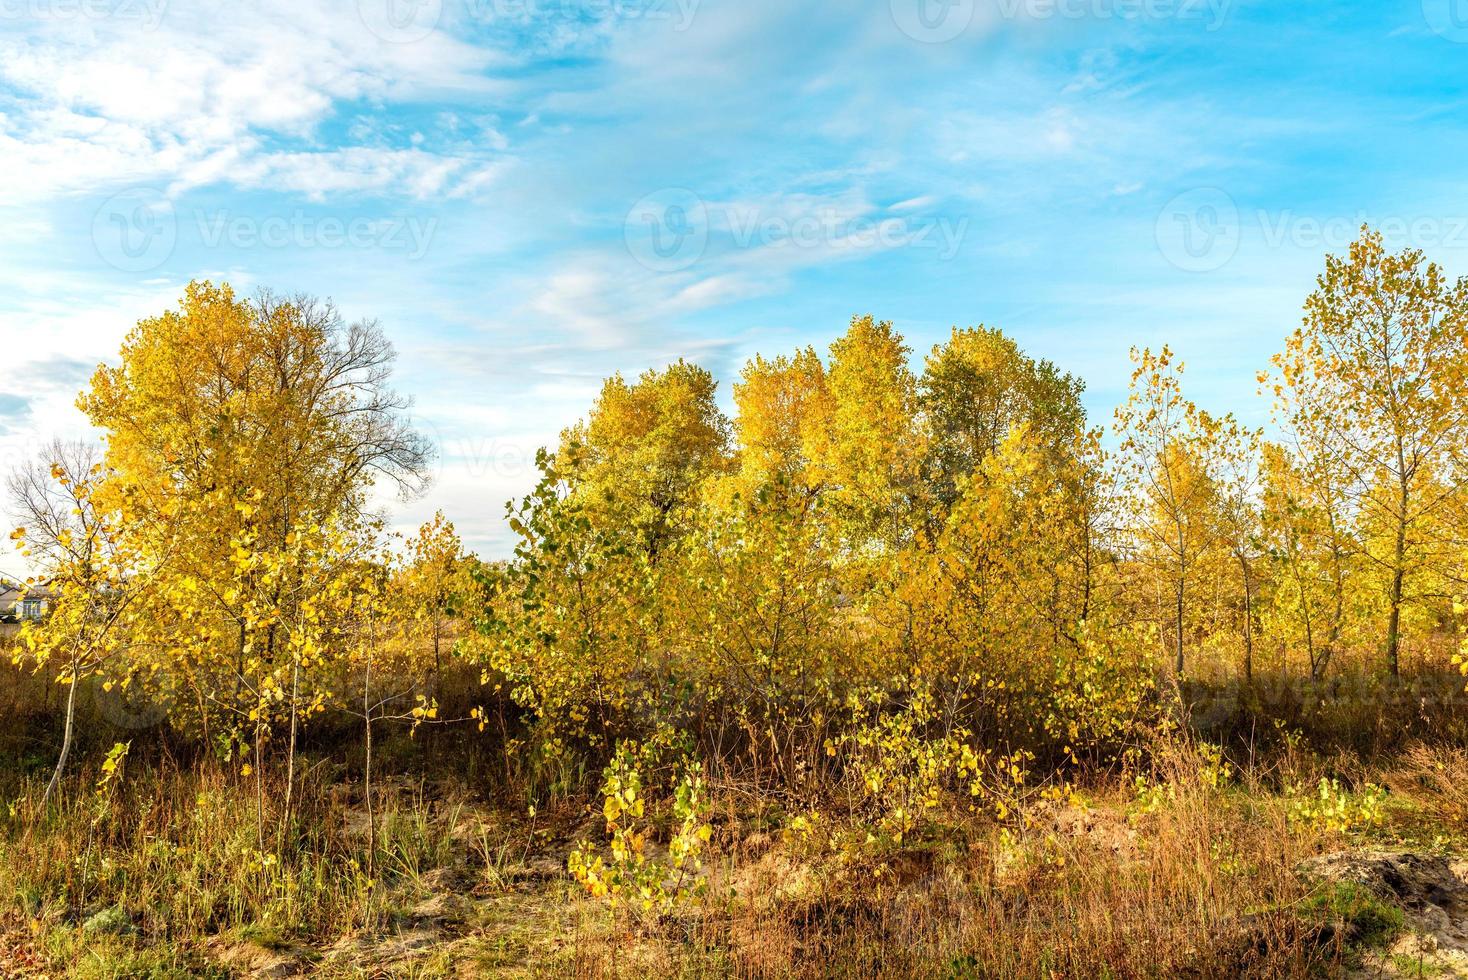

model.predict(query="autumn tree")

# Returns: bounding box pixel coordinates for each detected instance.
[1210,418,1265,679]
[77,281,432,756]
[8,441,159,804]
[1114,347,1232,678]
[395,512,474,677]
[815,315,924,547]
[479,450,654,754]
[913,325,1103,665]
[672,480,846,785]
[730,347,833,497]
[1258,442,1357,678]
[562,360,731,561]
[919,325,1086,518]
[1266,229,1468,675]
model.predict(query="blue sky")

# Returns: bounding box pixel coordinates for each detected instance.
[2,0,1468,558]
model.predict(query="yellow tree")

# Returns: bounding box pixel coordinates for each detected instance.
[236,513,385,839]
[919,325,1086,518]
[1258,442,1358,678]
[1210,417,1265,679]
[1114,346,1231,677]
[921,428,1075,728]
[913,325,1102,662]
[672,483,845,786]
[562,359,731,562]
[479,450,653,753]
[77,281,432,762]
[395,512,473,678]
[1266,229,1468,675]
[815,315,925,548]
[730,347,833,497]
[7,441,161,804]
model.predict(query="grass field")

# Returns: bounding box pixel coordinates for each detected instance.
[5,653,1468,979]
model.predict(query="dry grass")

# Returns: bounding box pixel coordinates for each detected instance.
[559,743,1348,979]
[0,750,1426,978]
[1,659,1463,977]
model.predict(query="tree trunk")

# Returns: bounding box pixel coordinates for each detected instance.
[254,723,266,854]
[281,654,301,849]
[363,646,376,877]
[1240,557,1254,682]
[1387,515,1407,678]
[1174,583,1186,677]
[42,649,82,807]
[433,620,442,679]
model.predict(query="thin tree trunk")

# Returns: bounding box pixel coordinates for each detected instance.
[1239,554,1254,681]
[1295,562,1319,679]
[42,648,82,807]
[363,645,376,876]
[1386,448,1410,678]
[1387,516,1407,678]
[254,709,266,854]
[1174,583,1186,677]
[281,654,301,849]
[433,620,442,678]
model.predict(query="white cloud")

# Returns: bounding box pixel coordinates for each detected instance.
[0,0,512,206]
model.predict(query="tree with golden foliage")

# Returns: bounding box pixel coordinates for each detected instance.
[1114,347,1233,678]
[561,360,731,562]
[1266,229,1468,675]
[730,347,832,497]
[919,325,1085,520]
[8,441,161,804]
[816,315,924,547]
[75,281,431,778]
[395,511,475,678]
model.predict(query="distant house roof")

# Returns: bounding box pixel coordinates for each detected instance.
[0,581,57,609]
